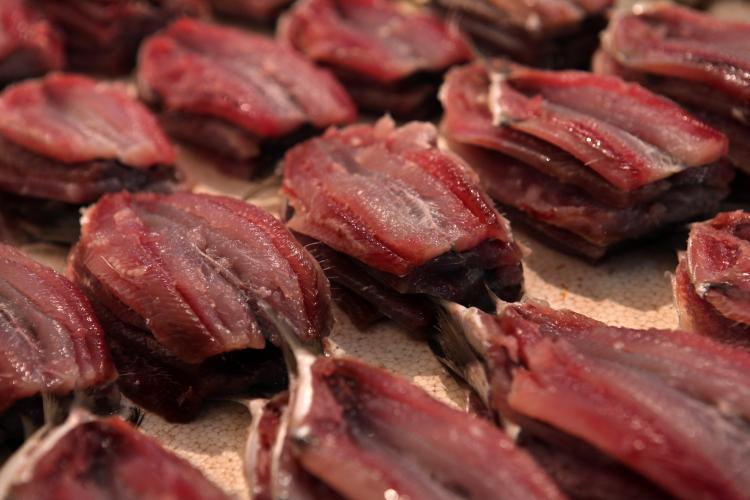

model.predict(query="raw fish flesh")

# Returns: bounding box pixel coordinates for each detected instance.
[69,191,331,421]
[278,0,471,116]
[436,300,750,499]
[138,18,356,176]
[0,410,229,499]
[0,73,178,242]
[282,116,523,330]
[0,243,117,452]
[595,4,750,174]
[674,210,750,347]
[440,61,732,259]
[246,355,565,500]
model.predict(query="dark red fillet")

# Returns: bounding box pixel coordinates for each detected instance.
[440,61,732,259]
[433,0,612,68]
[437,301,750,500]
[595,4,750,174]
[137,18,356,175]
[246,356,565,500]
[210,0,291,21]
[38,0,208,75]
[0,73,177,205]
[0,411,229,499]
[282,117,522,329]
[69,191,331,421]
[674,211,750,347]
[0,0,63,84]
[0,73,178,242]
[0,243,115,413]
[278,0,471,116]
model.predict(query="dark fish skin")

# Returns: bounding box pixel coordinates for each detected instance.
[90,299,287,423]
[69,191,331,421]
[0,135,178,206]
[436,300,750,500]
[294,233,433,333]
[246,355,565,500]
[0,411,230,500]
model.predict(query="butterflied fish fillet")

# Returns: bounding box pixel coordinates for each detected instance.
[437,300,750,500]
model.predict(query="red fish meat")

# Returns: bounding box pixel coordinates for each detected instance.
[282,116,523,330]
[0,0,63,84]
[0,411,229,499]
[0,243,117,453]
[674,210,750,347]
[437,300,750,500]
[440,61,732,259]
[0,73,178,242]
[0,73,177,204]
[0,243,115,413]
[278,0,471,116]
[69,191,332,421]
[595,3,750,174]
[246,355,565,500]
[137,18,356,176]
